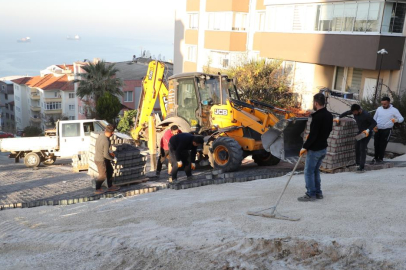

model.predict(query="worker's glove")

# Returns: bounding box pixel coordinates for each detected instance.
[177,161,183,168]
[191,163,196,170]
[373,126,378,133]
[109,152,115,158]
[113,157,118,164]
[299,148,307,157]
[391,118,398,123]
[333,117,340,124]
[362,129,370,137]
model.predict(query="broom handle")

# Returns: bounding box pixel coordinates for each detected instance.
[270,155,303,215]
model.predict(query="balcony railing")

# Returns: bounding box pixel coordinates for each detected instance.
[30,106,41,112]
[31,93,40,100]
[30,116,41,123]
[44,109,62,114]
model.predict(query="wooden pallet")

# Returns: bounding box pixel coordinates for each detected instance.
[72,165,89,173]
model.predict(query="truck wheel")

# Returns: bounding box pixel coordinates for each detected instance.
[43,156,57,166]
[24,152,41,168]
[211,137,243,172]
[253,151,280,166]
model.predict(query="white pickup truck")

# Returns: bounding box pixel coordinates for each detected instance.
[0,119,108,167]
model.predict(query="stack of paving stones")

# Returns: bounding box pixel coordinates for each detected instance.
[303,117,358,171]
[72,151,90,172]
[88,132,147,185]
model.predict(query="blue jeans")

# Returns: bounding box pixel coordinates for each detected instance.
[304,148,327,197]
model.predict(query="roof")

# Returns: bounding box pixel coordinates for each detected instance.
[12,74,74,91]
[114,59,173,81]
[56,64,74,72]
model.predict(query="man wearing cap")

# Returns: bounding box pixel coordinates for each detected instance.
[94,124,120,194]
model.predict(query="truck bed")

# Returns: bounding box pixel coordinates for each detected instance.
[0,136,58,153]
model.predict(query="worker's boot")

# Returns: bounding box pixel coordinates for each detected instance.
[187,176,194,181]
[356,166,365,173]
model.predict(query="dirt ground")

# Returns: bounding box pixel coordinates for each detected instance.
[1,164,406,270]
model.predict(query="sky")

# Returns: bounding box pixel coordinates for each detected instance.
[0,0,176,51]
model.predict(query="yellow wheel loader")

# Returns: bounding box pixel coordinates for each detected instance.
[131,61,307,172]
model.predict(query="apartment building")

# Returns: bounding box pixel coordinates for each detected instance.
[0,80,16,132]
[175,0,406,109]
[12,65,75,131]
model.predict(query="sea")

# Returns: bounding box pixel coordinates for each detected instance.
[0,35,173,78]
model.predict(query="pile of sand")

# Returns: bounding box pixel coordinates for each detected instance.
[1,167,406,269]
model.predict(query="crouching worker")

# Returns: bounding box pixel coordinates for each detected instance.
[334,104,376,173]
[156,125,182,176]
[168,133,204,183]
[94,124,120,194]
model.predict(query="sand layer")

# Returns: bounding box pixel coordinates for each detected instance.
[1,167,406,269]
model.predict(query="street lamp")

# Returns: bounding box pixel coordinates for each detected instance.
[374,48,388,106]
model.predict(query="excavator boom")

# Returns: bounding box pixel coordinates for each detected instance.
[131,61,169,142]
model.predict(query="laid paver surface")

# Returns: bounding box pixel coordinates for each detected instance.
[0,152,301,207]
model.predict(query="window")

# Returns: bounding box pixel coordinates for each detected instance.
[68,116,75,120]
[54,92,58,97]
[16,106,21,112]
[83,122,94,136]
[188,13,199,29]
[79,106,84,114]
[124,91,133,102]
[4,93,8,100]
[69,105,75,110]
[208,12,233,31]
[6,113,9,119]
[232,13,248,31]
[176,78,199,127]
[69,93,75,98]
[61,123,80,137]
[5,104,8,110]
[256,12,265,31]
[209,51,230,68]
[45,102,61,110]
[382,2,406,33]
[334,66,363,94]
[186,46,197,62]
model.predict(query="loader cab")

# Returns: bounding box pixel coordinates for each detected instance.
[168,73,239,132]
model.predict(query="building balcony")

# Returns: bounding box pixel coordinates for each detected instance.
[45,98,62,102]
[30,106,41,112]
[30,116,42,123]
[31,93,40,100]
[204,31,247,51]
[44,109,62,114]
[253,32,405,71]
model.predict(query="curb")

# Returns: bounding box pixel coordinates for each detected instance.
[0,185,167,211]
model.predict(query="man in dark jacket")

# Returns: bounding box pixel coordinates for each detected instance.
[94,125,120,194]
[298,93,333,202]
[334,104,377,173]
[168,133,204,183]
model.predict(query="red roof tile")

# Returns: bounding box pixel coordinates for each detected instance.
[11,77,32,84]
[12,74,73,91]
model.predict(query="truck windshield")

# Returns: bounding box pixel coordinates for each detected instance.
[197,77,239,105]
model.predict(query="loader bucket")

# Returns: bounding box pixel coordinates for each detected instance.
[261,118,308,163]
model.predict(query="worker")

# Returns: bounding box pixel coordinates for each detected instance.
[298,93,333,202]
[334,104,377,173]
[156,125,182,177]
[94,124,120,195]
[372,97,404,164]
[168,133,204,183]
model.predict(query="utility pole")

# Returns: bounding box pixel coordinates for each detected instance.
[374,49,388,106]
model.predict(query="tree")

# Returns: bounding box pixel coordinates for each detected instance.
[96,92,122,125]
[117,110,138,133]
[227,59,298,109]
[23,126,42,137]
[74,60,124,118]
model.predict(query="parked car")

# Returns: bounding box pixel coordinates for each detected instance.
[0,131,14,138]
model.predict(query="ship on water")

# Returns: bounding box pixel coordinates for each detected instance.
[17,37,31,43]
[67,35,81,40]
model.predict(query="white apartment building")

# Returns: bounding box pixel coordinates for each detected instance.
[12,65,76,131]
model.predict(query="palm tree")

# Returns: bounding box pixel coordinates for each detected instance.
[74,60,124,118]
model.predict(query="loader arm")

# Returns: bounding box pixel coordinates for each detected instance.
[131,61,169,142]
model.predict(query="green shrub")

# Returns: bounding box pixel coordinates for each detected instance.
[23,126,43,137]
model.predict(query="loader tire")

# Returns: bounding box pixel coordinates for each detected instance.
[211,137,243,172]
[253,151,280,166]
[24,152,41,168]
